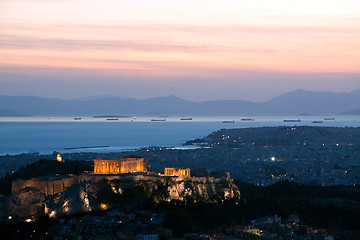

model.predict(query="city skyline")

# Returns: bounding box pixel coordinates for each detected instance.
[1,0,359,101]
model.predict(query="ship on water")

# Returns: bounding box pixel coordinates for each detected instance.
[74,117,82,120]
[222,120,235,123]
[180,117,192,120]
[312,121,323,123]
[106,118,119,121]
[283,119,301,122]
[241,117,255,121]
[324,117,335,120]
[151,118,166,121]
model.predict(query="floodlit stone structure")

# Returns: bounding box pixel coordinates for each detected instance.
[56,153,63,162]
[10,174,240,217]
[12,176,79,196]
[93,157,147,174]
[164,167,190,177]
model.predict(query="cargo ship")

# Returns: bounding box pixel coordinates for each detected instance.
[180,117,192,120]
[74,117,82,120]
[312,121,323,123]
[241,117,255,121]
[151,118,166,121]
[283,119,301,122]
[107,118,119,121]
[222,120,235,123]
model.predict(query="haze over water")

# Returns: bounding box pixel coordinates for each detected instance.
[1,115,359,155]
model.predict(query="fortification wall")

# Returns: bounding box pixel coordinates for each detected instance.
[12,176,81,196]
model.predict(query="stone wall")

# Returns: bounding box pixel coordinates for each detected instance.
[12,176,80,196]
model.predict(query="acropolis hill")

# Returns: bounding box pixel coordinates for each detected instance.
[6,157,239,218]
[11,157,191,197]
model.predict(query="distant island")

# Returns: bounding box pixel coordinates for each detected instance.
[92,115,129,118]
[1,89,359,116]
[298,113,314,116]
[340,108,360,115]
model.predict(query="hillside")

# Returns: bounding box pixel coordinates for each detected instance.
[0,160,93,195]
[1,89,359,115]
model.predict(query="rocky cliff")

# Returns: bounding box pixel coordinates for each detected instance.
[8,174,240,218]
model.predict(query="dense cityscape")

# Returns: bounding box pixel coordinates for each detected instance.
[0,126,359,239]
[2,126,359,186]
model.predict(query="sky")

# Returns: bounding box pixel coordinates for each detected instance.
[1,0,359,102]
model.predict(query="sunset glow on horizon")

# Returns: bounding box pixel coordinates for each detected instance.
[1,0,359,101]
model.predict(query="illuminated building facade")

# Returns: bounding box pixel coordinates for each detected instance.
[164,167,190,177]
[56,153,63,162]
[93,157,147,174]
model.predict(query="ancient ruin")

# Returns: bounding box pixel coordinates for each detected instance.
[164,167,191,177]
[93,157,147,174]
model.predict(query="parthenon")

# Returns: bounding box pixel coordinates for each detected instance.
[93,157,147,174]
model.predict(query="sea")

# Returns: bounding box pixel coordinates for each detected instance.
[0,115,359,155]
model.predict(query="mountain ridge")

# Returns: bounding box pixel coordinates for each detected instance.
[1,89,359,116]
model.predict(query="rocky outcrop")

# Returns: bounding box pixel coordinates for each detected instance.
[165,175,239,200]
[9,187,46,218]
[9,174,240,218]
[45,182,92,216]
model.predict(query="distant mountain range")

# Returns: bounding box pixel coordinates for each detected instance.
[1,89,359,116]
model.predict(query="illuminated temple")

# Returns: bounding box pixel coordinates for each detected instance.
[93,157,147,174]
[164,167,191,177]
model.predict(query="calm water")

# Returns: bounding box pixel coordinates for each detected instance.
[0,116,359,155]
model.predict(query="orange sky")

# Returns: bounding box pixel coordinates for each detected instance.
[1,0,359,100]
